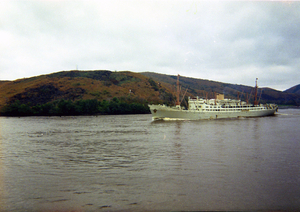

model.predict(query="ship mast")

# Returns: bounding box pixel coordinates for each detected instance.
[176,74,180,106]
[254,78,258,106]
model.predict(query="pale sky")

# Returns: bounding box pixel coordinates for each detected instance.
[1,0,299,91]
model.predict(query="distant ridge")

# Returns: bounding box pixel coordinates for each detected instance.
[284,84,300,94]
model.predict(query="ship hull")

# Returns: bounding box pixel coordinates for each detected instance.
[149,104,277,120]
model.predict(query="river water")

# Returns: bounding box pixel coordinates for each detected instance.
[0,109,299,211]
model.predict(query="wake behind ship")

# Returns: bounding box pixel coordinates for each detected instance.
[149,75,278,121]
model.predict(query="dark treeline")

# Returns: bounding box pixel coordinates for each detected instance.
[1,97,150,116]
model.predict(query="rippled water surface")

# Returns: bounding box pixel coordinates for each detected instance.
[0,109,299,211]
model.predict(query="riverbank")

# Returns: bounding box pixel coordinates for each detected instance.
[0,97,150,116]
[278,105,300,109]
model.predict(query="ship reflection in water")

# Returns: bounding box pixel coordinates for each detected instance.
[0,109,299,211]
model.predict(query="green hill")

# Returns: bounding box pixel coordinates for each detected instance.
[1,70,299,116]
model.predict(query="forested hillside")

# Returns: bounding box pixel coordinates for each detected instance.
[1,70,299,116]
[0,70,176,116]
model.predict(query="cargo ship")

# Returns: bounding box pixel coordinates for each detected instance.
[149,75,278,120]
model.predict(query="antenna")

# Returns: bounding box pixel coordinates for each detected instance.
[254,78,258,105]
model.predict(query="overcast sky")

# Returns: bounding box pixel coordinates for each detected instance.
[1,0,299,91]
